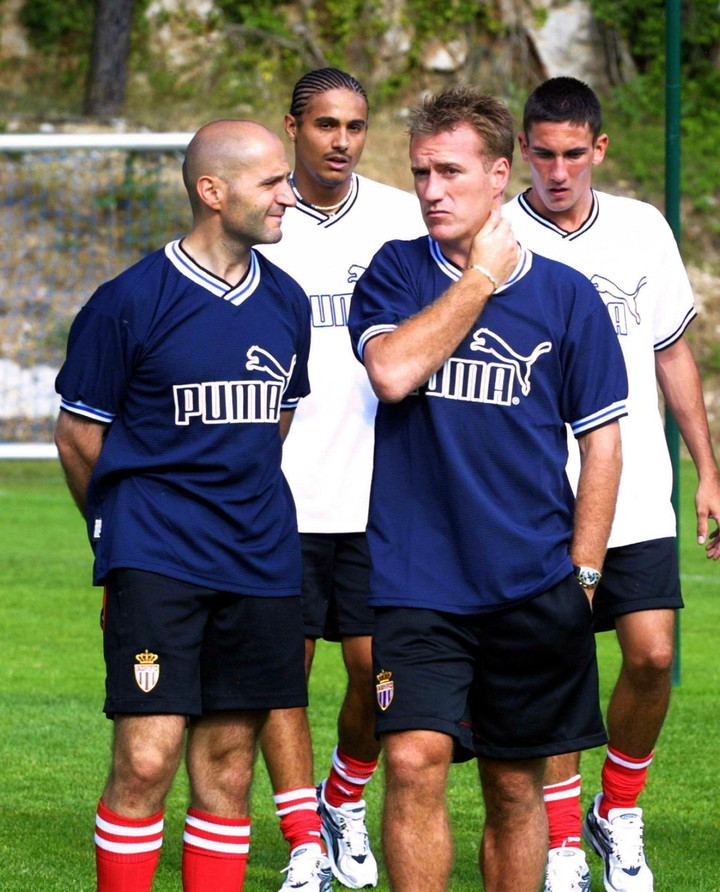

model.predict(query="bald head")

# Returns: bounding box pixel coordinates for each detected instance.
[182,120,285,215]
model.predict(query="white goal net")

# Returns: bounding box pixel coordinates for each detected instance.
[0,132,193,458]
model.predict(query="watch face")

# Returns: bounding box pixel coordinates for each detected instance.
[576,567,601,588]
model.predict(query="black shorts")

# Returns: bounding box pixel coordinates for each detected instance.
[102,568,307,717]
[592,537,683,632]
[300,532,374,641]
[372,575,606,762]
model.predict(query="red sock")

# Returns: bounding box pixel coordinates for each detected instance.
[324,746,378,807]
[95,799,164,892]
[543,775,582,850]
[600,746,654,818]
[182,809,250,891]
[273,787,323,851]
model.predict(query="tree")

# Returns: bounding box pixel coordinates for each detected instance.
[84,0,135,117]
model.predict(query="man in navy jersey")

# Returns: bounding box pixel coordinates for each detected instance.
[348,85,627,892]
[54,120,322,892]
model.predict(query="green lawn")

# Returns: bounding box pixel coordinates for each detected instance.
[0,459,718,890]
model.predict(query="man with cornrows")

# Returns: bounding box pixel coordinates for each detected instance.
[258,68,425,891]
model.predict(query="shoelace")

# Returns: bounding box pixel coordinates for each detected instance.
[608,815,645,868]
[283,851,324,883]
[337,807,371,857]
[547,855,587,890]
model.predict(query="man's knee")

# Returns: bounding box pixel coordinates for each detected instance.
[116,748,179,793]
[383,730,452,791]
[341,637,376,709]
[342,635,374,680]
[480,759,545,819]
[110,715,185,801]
[622,636,675,680]
[617,610,676,679]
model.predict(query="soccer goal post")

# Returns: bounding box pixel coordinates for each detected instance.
[0,132,193,459]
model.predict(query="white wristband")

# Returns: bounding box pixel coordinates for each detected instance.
[467,264,498,292]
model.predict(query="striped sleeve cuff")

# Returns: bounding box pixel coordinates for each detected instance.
[356,324,398,360]
[654,307,697,351]
[60,398,115,424]
[570,400,627,437]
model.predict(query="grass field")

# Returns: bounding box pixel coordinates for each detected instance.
[1,458,718,891]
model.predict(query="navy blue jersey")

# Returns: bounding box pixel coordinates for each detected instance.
[348,237,628,614]
[56,241,311,596]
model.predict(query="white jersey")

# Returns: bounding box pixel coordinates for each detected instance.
[504,189,696,547]
[259,173,426,533]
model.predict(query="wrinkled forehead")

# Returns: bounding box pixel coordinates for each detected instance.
[410,124,487,163]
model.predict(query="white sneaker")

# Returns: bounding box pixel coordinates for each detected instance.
[583,793,654,891]
[318,780,378,888]
[544,846,591,892]
[279,844,333,891]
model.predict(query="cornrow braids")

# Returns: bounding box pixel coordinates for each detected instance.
[289,68,368,121]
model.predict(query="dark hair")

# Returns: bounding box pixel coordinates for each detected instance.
[289,68,368,121]
[408,84,514,166]
[523,77,603,140]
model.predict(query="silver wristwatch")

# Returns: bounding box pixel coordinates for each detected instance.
[574,565,602,589]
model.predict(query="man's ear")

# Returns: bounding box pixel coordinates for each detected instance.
[517,131,530,161]
[593,133,609,166]
[284,114,298,143]
[491,156,511,200]
[196,174,224,211]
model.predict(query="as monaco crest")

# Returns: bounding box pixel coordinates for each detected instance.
[376,669,394,711]
[134,650,160,693]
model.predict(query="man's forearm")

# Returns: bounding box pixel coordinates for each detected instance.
[656,336,720,556]
[279,408,295,443]
[363,267,497,403]
[571,421,622,572]
[656,337,719,483]
[363,206,519,403]
[54,409,107,514]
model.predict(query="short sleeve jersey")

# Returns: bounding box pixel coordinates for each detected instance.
[258,174,426,533]
[55,241,311,595]
[348,237,628,614]
[504,190,696,546]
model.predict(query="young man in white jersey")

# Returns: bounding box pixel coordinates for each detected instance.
[258,68,425,890]
[504,76,720,892]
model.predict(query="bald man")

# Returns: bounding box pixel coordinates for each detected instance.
[54,120,321,892]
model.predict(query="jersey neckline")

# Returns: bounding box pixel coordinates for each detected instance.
[288,172,360,228]
[428,236,533,292]
[165,240,261,306]
[516,188,600,241]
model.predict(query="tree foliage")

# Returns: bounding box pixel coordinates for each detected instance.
[18,0,150,97]
[590,0,720,213]
[216,0,499,96]
[19,0,95,53]
[590,0,720,76]
[19,0,150,56]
